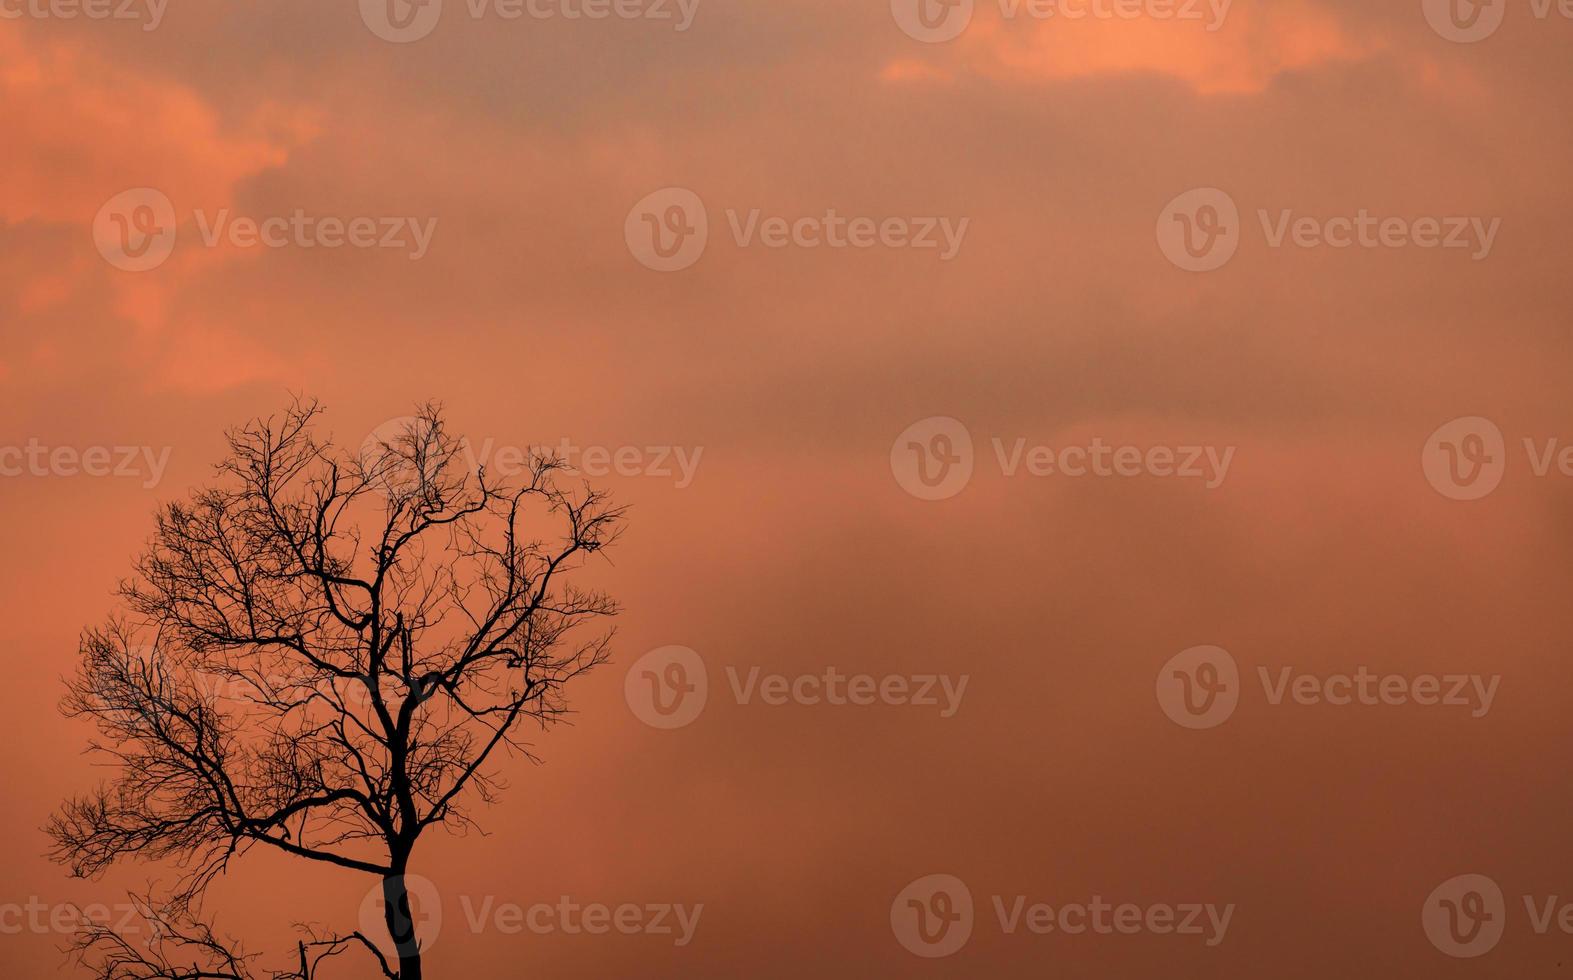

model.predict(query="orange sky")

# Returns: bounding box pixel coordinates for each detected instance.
[4,1,1573,976]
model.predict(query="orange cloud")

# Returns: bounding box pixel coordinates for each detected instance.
[0,26,313,227]
[0,23,321,389]
[886,0,1382,94]
[147,323,296,395]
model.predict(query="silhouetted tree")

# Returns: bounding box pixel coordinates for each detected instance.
[47,399,623,979]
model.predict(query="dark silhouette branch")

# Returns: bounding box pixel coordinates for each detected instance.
[48,399,623,979]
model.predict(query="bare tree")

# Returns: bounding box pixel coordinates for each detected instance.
[47,399,623,979]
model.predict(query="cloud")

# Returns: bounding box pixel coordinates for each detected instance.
[0,22,318,390]
[0,26,312,226]
[884,0,1383,94]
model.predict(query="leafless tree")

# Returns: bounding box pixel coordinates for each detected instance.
[47,399,624,979]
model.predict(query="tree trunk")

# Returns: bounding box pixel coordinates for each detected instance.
[382,874,424,980]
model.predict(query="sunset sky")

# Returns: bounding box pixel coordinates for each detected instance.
[4,0,1573,976]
